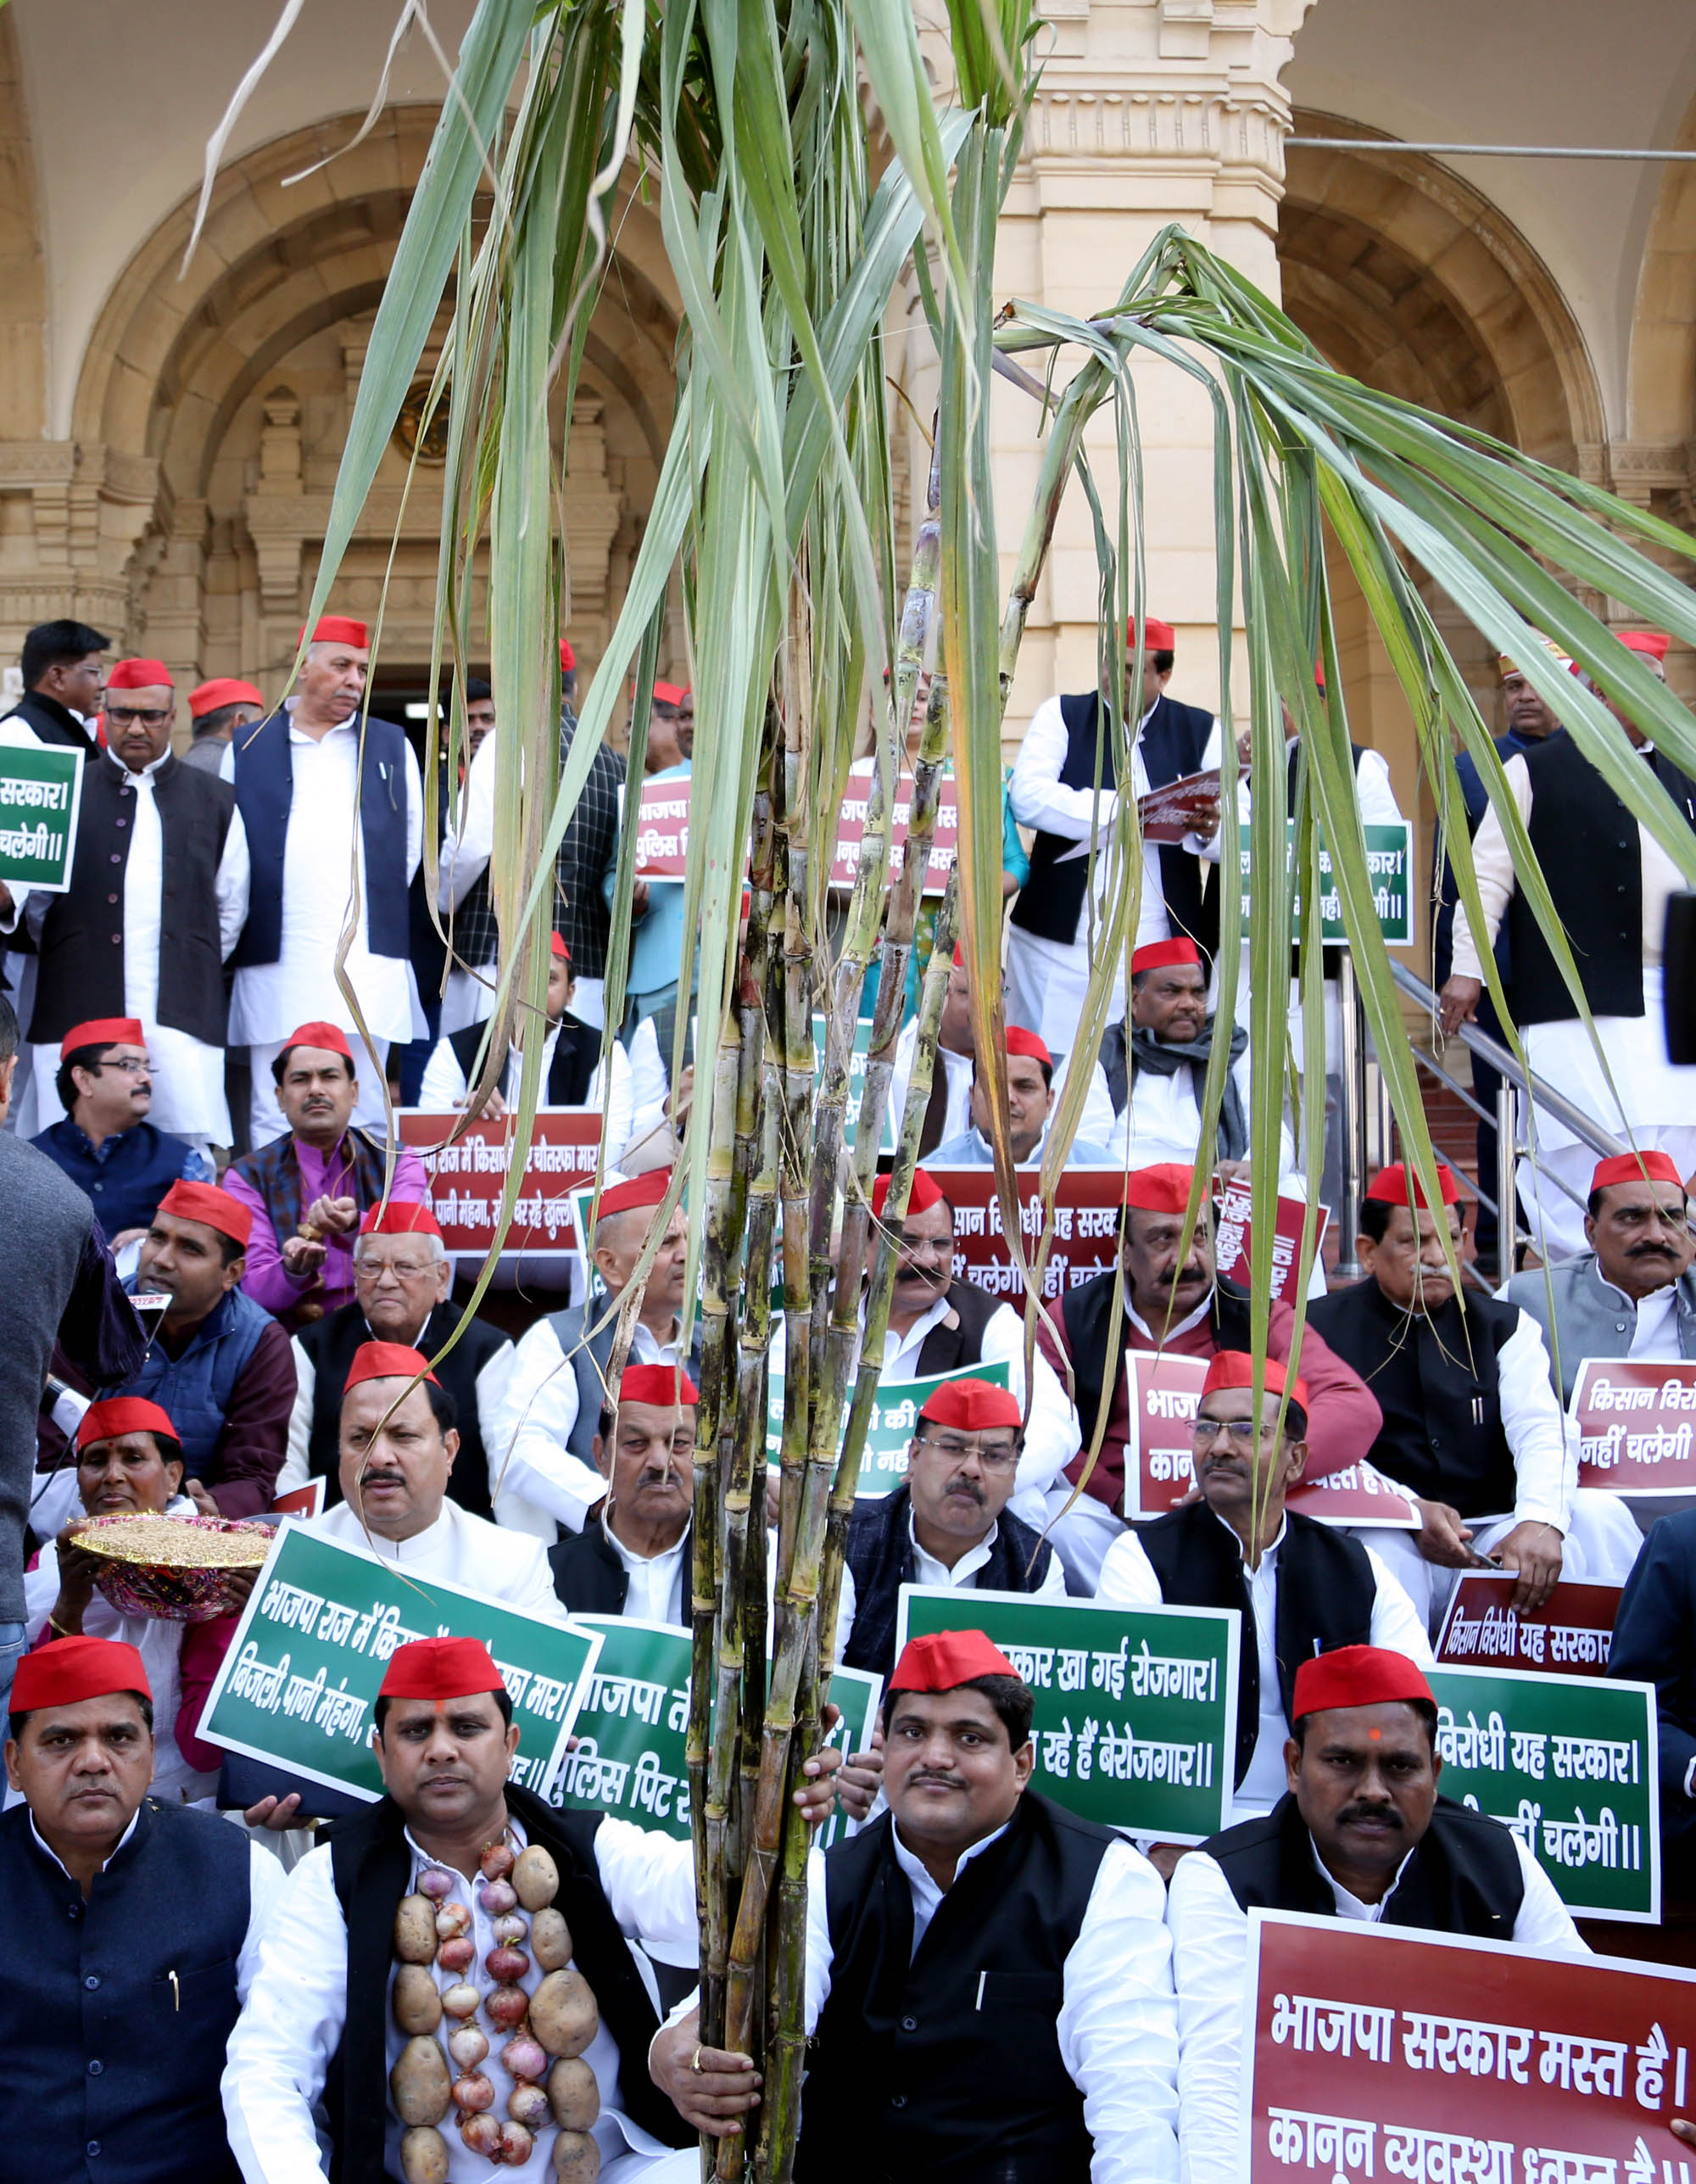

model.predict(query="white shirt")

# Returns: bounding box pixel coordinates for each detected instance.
[1624,1281,1683,1359]
[872,1293,1081,1499]
[834,1504,1070,1663]
[1166,1829,1586,2184]
[801,1822,1180,2182]
[1095,1512,1435,1819]
[1107,1041,1295,1176]
[1491,1310,1577,1529]
[602,1512,691,1626]
[223,1810,696,2183]
[887,1019,1120,1156]
[417,1019,634,1163]
[223,707,425,1045]
[493,1310,690,1533]
[303,1495,562,1622]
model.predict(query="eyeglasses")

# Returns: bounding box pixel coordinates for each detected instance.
[1190,1416,1265,1449]
[914,1433,1019,1472]
[95,1056,152,1077]
[357,1258,434,1281]
[104,706,174,729]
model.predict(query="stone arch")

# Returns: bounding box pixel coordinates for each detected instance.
[1625,86,1696,534]
[0,7,47,444]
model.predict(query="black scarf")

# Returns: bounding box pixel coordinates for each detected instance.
[1127,1013,1249,1159]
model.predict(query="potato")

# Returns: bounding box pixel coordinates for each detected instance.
[399,2125,450,2183]
[529,1968,600,2058]
[390,2035,452,2125]
[552,2129,601,2182]
[393,1963,444,2036]
[547,2056,600,2131]
[531,1908,573,1972]
[512,1844,560,1912]
[393,1895,439,1964]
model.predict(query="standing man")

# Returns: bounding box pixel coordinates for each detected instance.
[14,659,248,1152]
[31,1018,209,1244]
[182,678,266,776]
[3,618,108,757]
[606,681,694,1049]
[549,1366,700,1622]
[1441,626,1696,1259]
[1007,615,1222,1055]
[224,614,424,1146]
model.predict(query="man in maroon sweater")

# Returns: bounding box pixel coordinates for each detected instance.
[1037,1161,1381,1589]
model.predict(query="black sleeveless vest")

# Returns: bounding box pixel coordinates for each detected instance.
[1136,1501,1377,1785]
[795,1796,1115,2184]
[1206,1790,1526,1936]
[447,1011,600,1106]
[841,1482,1054,1684]
[912,1278,1005,1376]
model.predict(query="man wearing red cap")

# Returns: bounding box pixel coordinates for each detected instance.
[282,1201,522,1528]
[28,1017,213,1243]
[925,1025,1115,1166]
[223,1019,427,1325]
[549,1365,701,1623]
[1,1634,285,2184]
[222,614,425,1147]
[1096,1354,1431,1835]
[1167,1645,1582,2181]
[1507,1148,1696,1404]
[182,677,266,776]
[834,1377,1068,1680]
[7,658,251,1151]
[1008,612,1225,1057]
[1442,625,1696,1260]
[656,1627,1180,2180]
[1310,1161,1642,1624]
[1036,1160,1381,1589]
[497,1169,700,1536]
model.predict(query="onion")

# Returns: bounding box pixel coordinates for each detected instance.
[477,1879,518,1917]
[485,1947,529,1985]
[484,1984,529,2030]
[440,1984,482,2021]
[479,1841,516,1882]
[501,2036,547,2084]
[506,2081,550,2131]
[447,2025,489,2069]
[434,1903,472,1942]
[416,1867,455,1902]
[452,2071,495,2115]
[438,1936,475,1975]
[492,1914,527,1947]
[494,2122,534,2166]
[460,2113,502,2156]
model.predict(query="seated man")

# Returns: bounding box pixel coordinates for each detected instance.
[124,1181,295,1518]
[1609,1506,1696,1863]
[924,1026,1114,1168]
[835,1380,1067,1679]
[550,1366,698,1622]
[1166,1645,1583,2184]
[496,1168,700,1535]
[1508,1148,1696,1403]
[31,1017,209,1247]
[1096,1354,1431,1839]
[655,1629,1180,2181]
[1037,1163,1381,1590]
[281,1202,522,1527]
[224,1021,427,1328]
[1308,1161,1641,1627]
[25,1397,252,1801]
[1,1634,282,2184]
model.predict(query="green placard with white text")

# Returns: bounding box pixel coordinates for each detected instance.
[1239,819,1413,946]
[765,1359,1012,1495]
[0,736,83,890]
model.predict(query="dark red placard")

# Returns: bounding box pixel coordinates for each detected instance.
[396,1109,603,1257]
[1574,1360,1696,1496]
[1436,1574,1621,1678]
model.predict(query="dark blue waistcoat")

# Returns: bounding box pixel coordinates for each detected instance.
[121,1276,271,1482]
[31,1120,195,1238]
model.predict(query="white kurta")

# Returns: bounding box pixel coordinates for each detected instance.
[1106,1043,1295,1176]
[493,1314,691,1534]
[801,1820,1180,2183]
[303,1496,561,1622]
[1166,1830,1585,2184]
[222,1812,698,2184]
[417,1019,635,1165]
[834,1505,1070,1663]
[602,1515,692,1626]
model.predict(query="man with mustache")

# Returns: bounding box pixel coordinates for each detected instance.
[924,1025,1114,1167]
[547,1366,700,1623]
[1166,1645,1584,2184]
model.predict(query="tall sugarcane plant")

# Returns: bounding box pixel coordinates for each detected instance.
[221,0,1696,2173]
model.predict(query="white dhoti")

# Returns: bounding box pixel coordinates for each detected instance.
[1358,1491,1645,1636]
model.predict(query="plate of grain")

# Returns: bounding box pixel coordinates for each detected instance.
[74,1511,276,1622]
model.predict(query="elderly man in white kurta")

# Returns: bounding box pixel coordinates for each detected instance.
[223,615,423,1147]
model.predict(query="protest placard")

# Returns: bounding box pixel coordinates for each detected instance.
[555,1617,881,1851]
[1241,1908,1696,2184]
[1239,819,1414,947]
[1437,1574,1621,1679]
[896,1585,1238,1841]
[1123,1350,1420,1528]
[1427,1662,1660,1919]
[197,1522,601,1804]
[1137,768,1221,843]
[629,774,693,880]
[271,1479,326,1521]
[1573,1360,1696,1494]
[813,1014,895,1155]
[923,1166,1127,1304]
[764,1360,1012,1494]
[826,763,958,895]
[0,736,83,891]
[1214,1181,1331,1304]
[398,1109,604,1259]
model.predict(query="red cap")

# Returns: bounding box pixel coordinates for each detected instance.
[378,1636,504,1702]
[1365,1161,1459,1209]
[889,1629,1023,1695]
[598,1169,672,1219]
[618,1365,700,1407]
[1132,936,1202,976]
[1592,1149,1686,1194]
[652,681,689,709]
[76,1397,179,1452]
[11,1635,152,1714]
[59,1018,144,1059]
[301,616,369,648]
[1126,617,1176,651]
[188,678,264,720]
[1616,630,1671,661]
[871,1169,946,1221]
[560,639,577,673]
[359,1201,442,1239]
[550,931,570,962]
[1123,1162,1197,1214]
[1001,1025,1052,1068]
[157,1179,254,1248]
[1291,1645,1434,1723]
[280,1021,354,1063]
[344,1342,438,1392]
[918,1377,1023,1432]
[951,944,966,969]
[1201,1350,1309,1415]
[106,659,174,692]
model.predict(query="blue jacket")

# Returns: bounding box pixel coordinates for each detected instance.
[31,1119,202,1237]
[121,1276,272,1482]
[1609,1508,1696,1846]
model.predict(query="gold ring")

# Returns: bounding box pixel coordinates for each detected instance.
[690,2046,705,2075]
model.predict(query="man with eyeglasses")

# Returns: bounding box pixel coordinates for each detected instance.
[834,1377,1067,1682]
[29,1018,211,1246]
[8,659,249,1155]
[1096,1352,1430,1850]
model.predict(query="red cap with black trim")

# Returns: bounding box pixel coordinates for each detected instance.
[1291,1645,1434,1723]
[379,1636,504,1701]
[888,1629,1023,1695]
[157,1180,253,1248]
[12,1635,152,1713]
[344,1342,438,1392]
[76,1397,179,1452]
